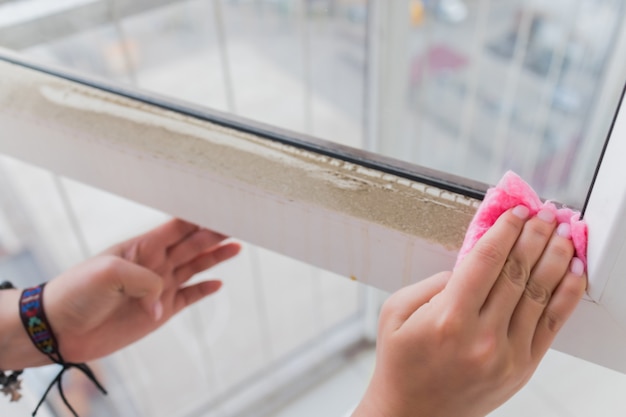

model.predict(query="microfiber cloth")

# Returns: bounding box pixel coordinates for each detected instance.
[456,171,588,269]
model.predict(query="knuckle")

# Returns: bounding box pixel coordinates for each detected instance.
[561,275,586,299]
[462,334,507,379]
[501,214,523,231]
[379,295,404,328]
[432,307,465,339]
[462,335,532,386]
[490,358,529,389]
[501,258,529,288]
[523,280,552,306]
[469,346,520,384]
[468,335,498,365]
[549,239,574,262]
[540,309,562,333]
[380,295,400,318]
[474,241,507,268]
[524,224,552,245]
[527,220,553,240]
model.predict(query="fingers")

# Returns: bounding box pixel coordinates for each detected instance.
[167,228,229,269]
[448,206,529,311]
[508,226,575,343]
[173,280,223,314]
[146,218,199,248]
[531,261,586,359]
[380,271,450,331]
[174,242,242,284]
[106,219,200,269]
[481,209,557,321]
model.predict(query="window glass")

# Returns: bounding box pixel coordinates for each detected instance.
[3,0,624,206]
[399,0,625,207]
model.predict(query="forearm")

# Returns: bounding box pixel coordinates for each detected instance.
[0,288,52,370]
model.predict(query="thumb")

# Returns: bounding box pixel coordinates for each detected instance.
[380,271,451,330]
[98,256,165,321]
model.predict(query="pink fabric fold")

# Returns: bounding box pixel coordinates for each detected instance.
[456,171,587,269]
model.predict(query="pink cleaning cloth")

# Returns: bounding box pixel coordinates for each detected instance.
[456,171,588,269]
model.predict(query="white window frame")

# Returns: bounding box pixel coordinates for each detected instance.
[2,48,626,373]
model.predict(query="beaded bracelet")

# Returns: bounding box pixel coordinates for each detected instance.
[0,281,23,403]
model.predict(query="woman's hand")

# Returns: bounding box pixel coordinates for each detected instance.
[354,206,587,417]
[43,219,241,363]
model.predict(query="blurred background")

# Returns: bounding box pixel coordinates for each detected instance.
[0,0,626,416]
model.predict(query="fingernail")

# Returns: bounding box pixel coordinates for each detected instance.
[556,223,572,239]
[153,301,163,321]
[512,205,530,219]
[570,258,585,276]
[537,209,555,223]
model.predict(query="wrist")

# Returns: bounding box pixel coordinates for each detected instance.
[352,384,403,417]
[352,376,442,417]
[352,395,387,417]
[0,288,52,370]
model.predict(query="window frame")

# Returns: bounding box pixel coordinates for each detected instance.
[2,48,626,373]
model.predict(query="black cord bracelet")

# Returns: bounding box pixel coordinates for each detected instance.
[1,280,108,416]
[19,283,107,417]
[0,281,24,403]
